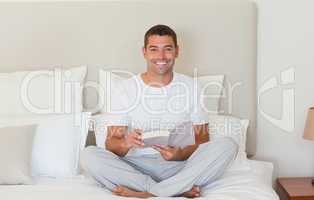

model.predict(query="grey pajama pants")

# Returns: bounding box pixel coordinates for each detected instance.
[80,137,238,197]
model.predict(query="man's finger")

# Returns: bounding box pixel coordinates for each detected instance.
[135,135,143,140]
[154,145,169,151]
[152,145,159,151]
[126,133,143,148]
[130,133,142,141]
[154,145,166,150]
[153,146,169,156]
[134,129,143,135]
[132,138,144,147]
[152,145,163,152]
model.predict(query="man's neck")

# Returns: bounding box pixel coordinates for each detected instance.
[141,71,173,88]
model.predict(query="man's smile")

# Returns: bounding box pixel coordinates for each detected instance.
[152,60,172,67]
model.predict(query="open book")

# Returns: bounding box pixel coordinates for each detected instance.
[142,121,195,148]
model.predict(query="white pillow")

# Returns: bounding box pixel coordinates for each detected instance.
[0,66,87,116]
[98,69,131,113]
[197,75,225,114]
[208,115,250,171]
[31,113,90,177]
[0,124,37,185]
[209,115,248,152]
[0,112,90,178]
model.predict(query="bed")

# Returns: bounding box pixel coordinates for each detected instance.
[0,1,279,200]
[1,160,278,200]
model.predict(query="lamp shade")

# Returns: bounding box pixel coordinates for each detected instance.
[303,107,314,141]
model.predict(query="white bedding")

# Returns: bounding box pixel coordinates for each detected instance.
[0,160,279,200]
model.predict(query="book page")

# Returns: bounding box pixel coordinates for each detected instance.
[168,121,195,148]
[142,130,170,147]
[141,121,195,148]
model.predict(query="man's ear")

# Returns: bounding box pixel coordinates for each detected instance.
[142,46,147,57]
[175,45,179,58]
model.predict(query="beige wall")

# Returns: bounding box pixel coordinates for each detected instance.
[255,0,314,179]
[0,1,257,155]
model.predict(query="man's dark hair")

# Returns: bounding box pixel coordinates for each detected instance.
[144,24,177,48]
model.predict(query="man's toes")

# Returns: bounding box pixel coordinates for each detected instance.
[191,191,200,197]
[190,186,201,197]
[192,186,200,192]
[193,187,200,193]
[183,191,198,198]
[113,186,124,194]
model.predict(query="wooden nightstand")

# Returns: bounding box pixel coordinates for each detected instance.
[277,177,314,200]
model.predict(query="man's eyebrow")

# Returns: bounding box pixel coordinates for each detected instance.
[148,45,158,48]
[148,44,175,48]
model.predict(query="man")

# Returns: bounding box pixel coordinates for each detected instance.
[81,24,237,198]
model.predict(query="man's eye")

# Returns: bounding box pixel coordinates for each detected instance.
[149,48,157,51]
[165,48,174,51]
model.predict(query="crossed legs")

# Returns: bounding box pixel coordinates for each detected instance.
[81,137,237,198]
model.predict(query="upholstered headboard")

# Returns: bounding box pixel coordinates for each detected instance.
[0,0,257,155]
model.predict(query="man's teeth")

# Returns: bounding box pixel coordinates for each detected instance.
[156,62,167,65]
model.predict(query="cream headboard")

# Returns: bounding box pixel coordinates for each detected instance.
[0,0,257,155]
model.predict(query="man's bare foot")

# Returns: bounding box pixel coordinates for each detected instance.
[181,186,201,198]
[112,186,154,198]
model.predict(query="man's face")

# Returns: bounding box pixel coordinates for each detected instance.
[142,35,179,76]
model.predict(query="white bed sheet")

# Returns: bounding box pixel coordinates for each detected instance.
[0,160,279,200]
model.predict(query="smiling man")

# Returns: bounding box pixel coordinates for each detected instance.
[81,24,238,198]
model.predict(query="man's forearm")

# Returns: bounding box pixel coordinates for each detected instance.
[177,123,210,161]
[176,144,199,161]
[105,137,130,157]
[105,126,130,157]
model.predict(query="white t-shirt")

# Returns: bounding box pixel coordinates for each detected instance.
[108,72,208,156]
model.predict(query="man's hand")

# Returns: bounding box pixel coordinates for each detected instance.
[125,129,145,149]
[152,145,182,161]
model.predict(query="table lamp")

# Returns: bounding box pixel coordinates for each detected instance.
[303,107,314,185]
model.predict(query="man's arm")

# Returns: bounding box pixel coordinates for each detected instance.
[105,126,129,157]
[105,126,144,157]
[176,123,209,161]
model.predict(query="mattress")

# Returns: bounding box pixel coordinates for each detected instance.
[0,160,279,200]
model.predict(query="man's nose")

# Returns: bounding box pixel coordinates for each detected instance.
[156,50,166,59]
